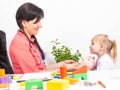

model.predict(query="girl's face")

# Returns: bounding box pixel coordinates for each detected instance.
[89,40,101,55]
[22,18,42,38]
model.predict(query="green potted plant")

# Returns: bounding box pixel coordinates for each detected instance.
[51,39,81,63]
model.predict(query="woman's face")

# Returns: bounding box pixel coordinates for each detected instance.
[22,18,42,37]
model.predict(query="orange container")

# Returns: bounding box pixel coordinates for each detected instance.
[0,69,5,77]
[60,65,67,79]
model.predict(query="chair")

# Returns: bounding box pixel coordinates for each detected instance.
[0,30,14,74]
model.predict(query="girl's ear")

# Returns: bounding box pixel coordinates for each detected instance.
[100,44,106,51]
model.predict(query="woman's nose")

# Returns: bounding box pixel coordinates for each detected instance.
[37,21,42,28]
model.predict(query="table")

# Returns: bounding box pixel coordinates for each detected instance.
[6,69,120,90]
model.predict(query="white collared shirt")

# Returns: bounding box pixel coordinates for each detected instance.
[96,54,115,70]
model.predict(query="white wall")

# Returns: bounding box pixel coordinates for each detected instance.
[0,0,120,67]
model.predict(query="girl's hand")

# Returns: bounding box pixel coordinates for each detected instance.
[81,56,96,70]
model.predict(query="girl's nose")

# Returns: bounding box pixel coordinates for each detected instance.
[89,45,91,48]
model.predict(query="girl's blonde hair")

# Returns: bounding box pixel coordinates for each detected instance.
[92,34,117,62]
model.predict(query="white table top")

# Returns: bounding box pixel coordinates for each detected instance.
[7,69,120,90]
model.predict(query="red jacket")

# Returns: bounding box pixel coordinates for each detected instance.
[9,30,45,74]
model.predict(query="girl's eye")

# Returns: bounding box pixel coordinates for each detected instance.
[92,43,94,45]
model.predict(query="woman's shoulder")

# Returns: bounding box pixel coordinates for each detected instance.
[10,31,29,48]
[11,31,28,43]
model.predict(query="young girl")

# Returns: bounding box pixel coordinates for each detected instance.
[89,34,117,70]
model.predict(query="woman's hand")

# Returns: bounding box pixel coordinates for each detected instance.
[57,60,76,67]
[65,62,80,71]
[62,60,76,64]
[58,60,80,71]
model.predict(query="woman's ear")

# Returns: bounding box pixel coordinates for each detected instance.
[21,20,27,27]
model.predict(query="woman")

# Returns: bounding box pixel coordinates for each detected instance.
[9,2,79,74]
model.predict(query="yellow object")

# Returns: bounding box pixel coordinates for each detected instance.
[50,72,56,76]
[46,79,70,90]
[20,81,26,86]
[0,84,8,88]
[54,71,72,75]
[12,75,19,80]
[64,77,79,84]
[0,69,5,77]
